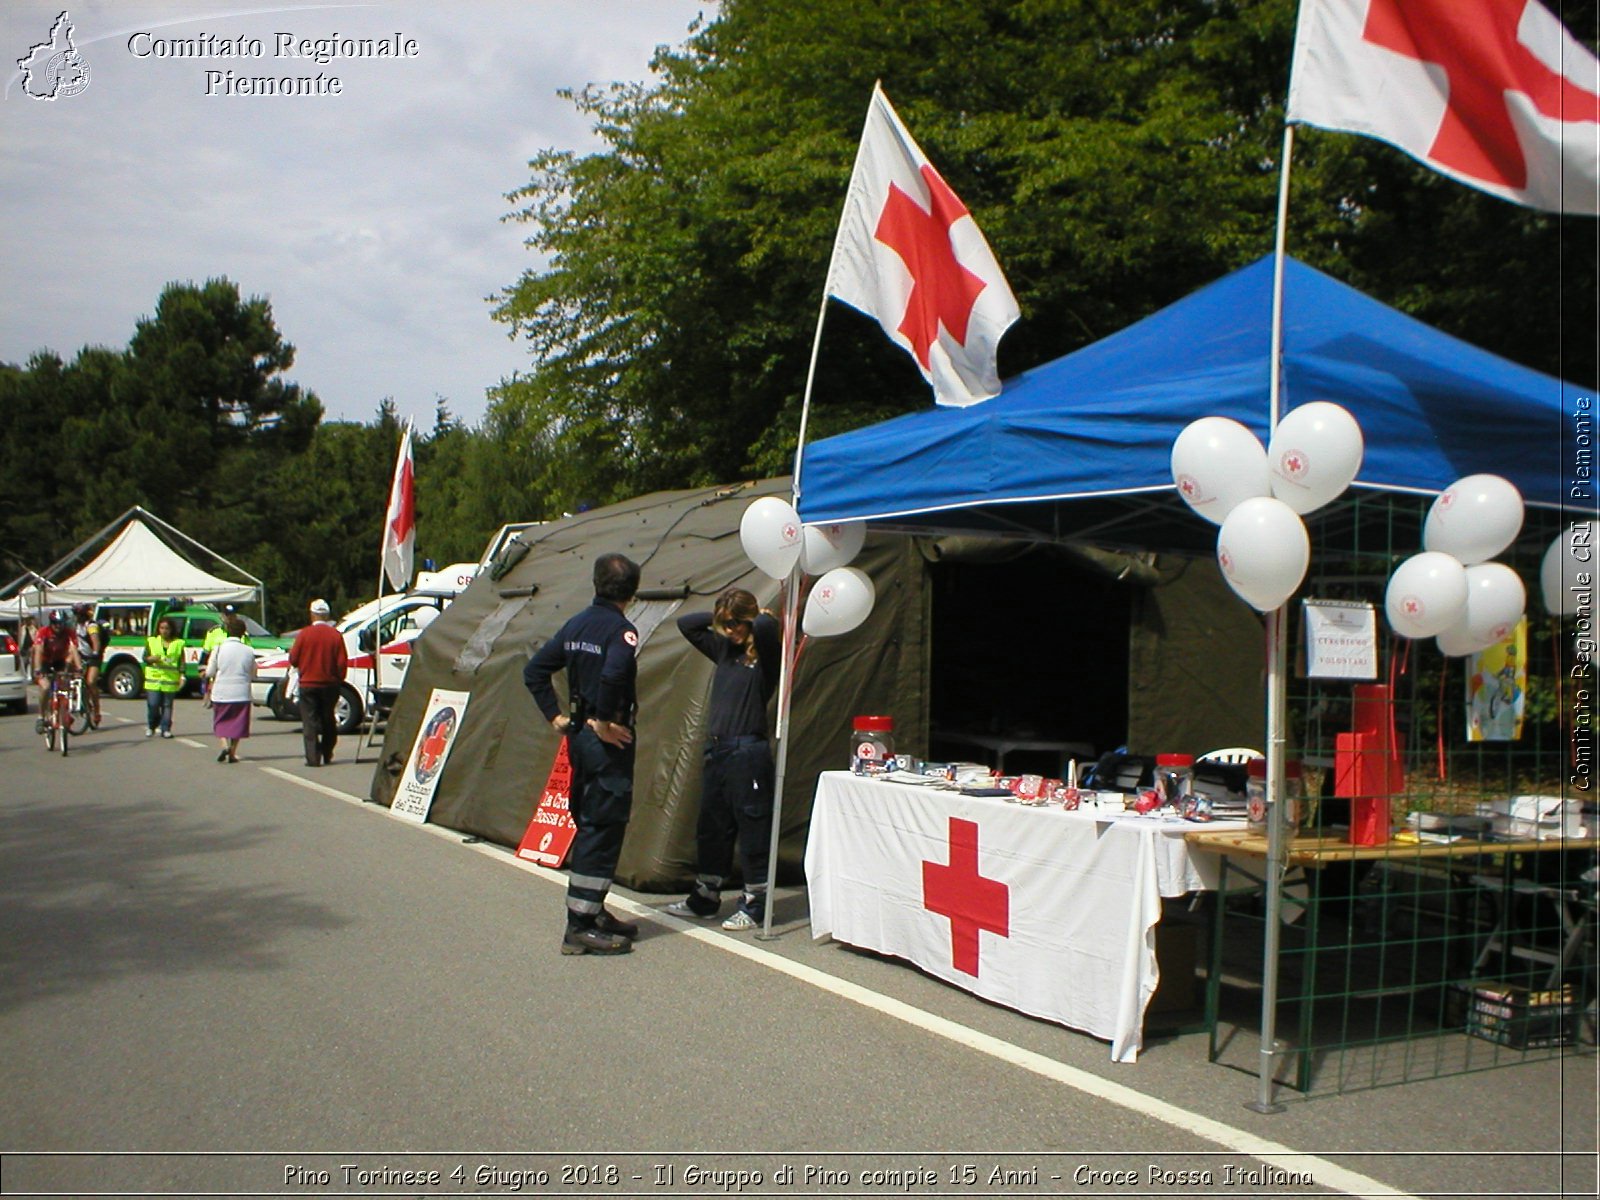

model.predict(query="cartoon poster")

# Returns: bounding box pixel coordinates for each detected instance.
[391,688,471,822]
[1467,619,1527,742]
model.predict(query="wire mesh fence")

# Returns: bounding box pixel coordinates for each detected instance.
[1204,495,1597,1098]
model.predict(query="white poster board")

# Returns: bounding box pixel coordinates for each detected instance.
[1303,599,1378,680]
[391,688,471,823]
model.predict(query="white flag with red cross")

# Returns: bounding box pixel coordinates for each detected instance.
[382,419,416,592]
[1288,0,1599,215]
[826,83,1021,407]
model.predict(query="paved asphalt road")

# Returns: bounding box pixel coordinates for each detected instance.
[1,696,1595,1199]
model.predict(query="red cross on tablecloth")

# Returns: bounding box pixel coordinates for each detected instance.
[922,817,1010,977]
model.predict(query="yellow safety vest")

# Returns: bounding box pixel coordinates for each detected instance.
[144,636,185,692]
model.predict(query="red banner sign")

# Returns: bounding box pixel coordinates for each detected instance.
[516,740,578,867]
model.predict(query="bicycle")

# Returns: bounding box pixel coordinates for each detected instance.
[40,670,74,756]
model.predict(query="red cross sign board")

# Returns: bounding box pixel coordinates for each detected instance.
[516,740,578,867]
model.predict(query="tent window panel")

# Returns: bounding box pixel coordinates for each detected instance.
[455,599,528,675]
[624,598,684,648]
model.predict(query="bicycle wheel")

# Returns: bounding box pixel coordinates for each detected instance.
[68,681,91,736]
[55,690,71,757]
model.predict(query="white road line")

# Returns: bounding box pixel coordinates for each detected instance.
[260,769,1416,1199]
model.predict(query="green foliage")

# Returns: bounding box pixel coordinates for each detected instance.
[491,0,1596,509]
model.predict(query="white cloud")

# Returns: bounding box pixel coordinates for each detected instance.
[1,0,712,426]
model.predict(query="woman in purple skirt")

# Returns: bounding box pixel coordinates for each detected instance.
[203,614,258,763]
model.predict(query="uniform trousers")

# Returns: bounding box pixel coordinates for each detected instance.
[564,724,635,928]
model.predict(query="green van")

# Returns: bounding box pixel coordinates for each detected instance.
[94,600,293,699]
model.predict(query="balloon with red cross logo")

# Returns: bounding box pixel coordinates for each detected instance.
[1170,416,1269,526]
[740,496,805,579]
[1423,474,1524,565]
[803,566,875,637]
[1267,401,1364,515]
[801,520,866,575]
[1385,551,1469,638]
[1215,496,1310,612]
[1435,562,1526,657]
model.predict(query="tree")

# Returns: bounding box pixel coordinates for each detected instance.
[491,0,1596,511]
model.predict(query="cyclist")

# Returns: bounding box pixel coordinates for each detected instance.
[32,609,83,734]
[71,602,106,728]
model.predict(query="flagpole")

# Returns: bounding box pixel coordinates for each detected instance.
[760,290,833,941]
[1249,122,1297,1117]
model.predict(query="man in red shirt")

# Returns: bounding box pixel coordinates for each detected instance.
[31,609,83,733]
[287,597,348,768]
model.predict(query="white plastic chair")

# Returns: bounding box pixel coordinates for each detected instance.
[1197,747,1263,765]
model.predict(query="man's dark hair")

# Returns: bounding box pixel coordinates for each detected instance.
[593,553,641,603]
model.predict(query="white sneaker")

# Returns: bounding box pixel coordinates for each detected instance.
[160,731,174,739]
[666,896,718,919]
[721,908,758,931]
[144,728,154,738]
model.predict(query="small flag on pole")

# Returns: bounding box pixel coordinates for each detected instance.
[1287,0,1599,215]
[382,419,415,592]
[826,83,1021,407]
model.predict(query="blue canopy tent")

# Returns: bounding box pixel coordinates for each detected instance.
[796,255,1584,550]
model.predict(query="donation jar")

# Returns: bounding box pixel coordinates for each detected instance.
[1154,753,1194,807]
[1246,759,1304,833]
[850,715,895,776]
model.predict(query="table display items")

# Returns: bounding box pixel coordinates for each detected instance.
[848,738,1249,824]
[848,714,895,776]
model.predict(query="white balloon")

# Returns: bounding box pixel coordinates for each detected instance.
[1385,551,1468,638]
[1216,496,1310,612]
[801,521,867,574]
[739,496,804,579]
[1267,401,1365,515]
[802,567,875,637]
[1422,474,1524,565]
[1171,417,1270,526]
[1463,562,1526,645]
[1435,622,1494,658]
[1541,522,1594,616]
[1435,564,1525,656]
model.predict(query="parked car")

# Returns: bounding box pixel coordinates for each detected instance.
[0,627,27,715]
[96,601,293,699]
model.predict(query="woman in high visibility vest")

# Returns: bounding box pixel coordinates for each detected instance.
[143,615,185,739]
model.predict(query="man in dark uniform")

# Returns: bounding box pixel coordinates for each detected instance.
[523,553,644,956]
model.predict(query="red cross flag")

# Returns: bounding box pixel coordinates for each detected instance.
[382,419,416,592]
[826,83,1021,407]
[1288,0,1599,215]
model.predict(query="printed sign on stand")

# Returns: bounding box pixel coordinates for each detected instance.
[516,739,579,867]
[1303,599,1378,680]
[391,688,470,823]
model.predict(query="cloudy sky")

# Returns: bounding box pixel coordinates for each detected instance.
[2,1,713,427]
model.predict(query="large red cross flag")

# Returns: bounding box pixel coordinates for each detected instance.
[826,83,1021,407]
[382,419,415,591]
[1288,0,1599,215]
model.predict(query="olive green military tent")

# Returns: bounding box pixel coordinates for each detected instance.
[366,477,1263,891]
[366,479,930,890]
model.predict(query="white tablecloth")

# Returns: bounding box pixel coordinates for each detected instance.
[804,771,1237,1062]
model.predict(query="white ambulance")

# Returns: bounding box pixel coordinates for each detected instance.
[251,563,476,732]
